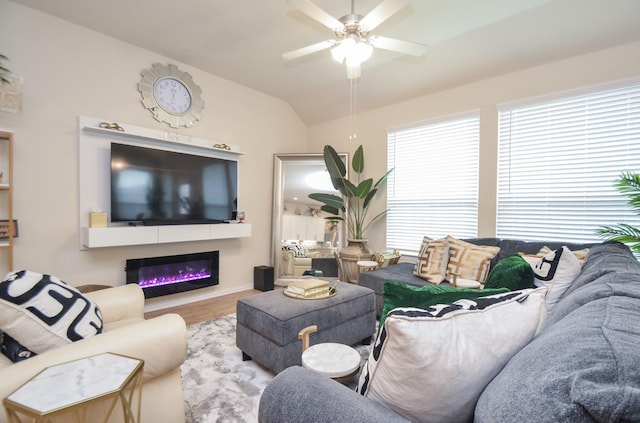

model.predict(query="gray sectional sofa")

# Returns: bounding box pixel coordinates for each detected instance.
[258,240,640,422]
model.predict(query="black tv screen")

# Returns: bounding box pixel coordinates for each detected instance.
[110,143,238,223]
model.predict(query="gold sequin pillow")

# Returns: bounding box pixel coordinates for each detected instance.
[446,236,500,282]
[413,236,450,284]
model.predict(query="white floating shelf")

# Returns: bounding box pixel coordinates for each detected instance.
[82,223,252,248]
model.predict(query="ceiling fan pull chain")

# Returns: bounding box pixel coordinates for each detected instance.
[350,78,357,141]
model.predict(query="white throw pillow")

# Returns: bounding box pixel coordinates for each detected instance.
[530,246,582,310]
[0,270,103,354]
[357,288,547,423]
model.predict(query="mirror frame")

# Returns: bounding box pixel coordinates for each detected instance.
[271,153,348,284]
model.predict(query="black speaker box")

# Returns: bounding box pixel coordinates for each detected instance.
[254,266,274,291]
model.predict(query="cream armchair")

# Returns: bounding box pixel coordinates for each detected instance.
[0,284,188,423]
[281,250,312,277]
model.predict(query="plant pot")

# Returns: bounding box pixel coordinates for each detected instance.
[338,239,374,283]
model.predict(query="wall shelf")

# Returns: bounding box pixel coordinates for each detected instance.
[82,223,251,248]
[78,115,250,250]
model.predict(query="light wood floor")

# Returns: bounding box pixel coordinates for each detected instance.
[144,289,262,326]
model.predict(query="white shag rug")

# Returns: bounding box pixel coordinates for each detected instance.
[181,313,371,423]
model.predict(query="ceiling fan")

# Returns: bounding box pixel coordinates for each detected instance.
[282,0,428,79]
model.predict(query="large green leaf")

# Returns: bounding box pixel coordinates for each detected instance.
[352,145,364,174]
[308,193,344,210]
[324,145,346,183]
[363,187,377,209]
[320,205,343,216]
[355,179,373,199]
[374,168,394,189]
[342,179,359,198]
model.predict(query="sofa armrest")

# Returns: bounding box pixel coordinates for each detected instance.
[0,313,187,401]
[85,284,145,323]
[258,366,410,423]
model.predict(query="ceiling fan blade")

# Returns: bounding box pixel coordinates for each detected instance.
[359,0,411,31]
[369,35,428,57]
[288,0,344,31]
[282,39,338,61]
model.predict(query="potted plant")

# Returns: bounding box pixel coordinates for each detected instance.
[308,144,393,254]
[597,171,640,259]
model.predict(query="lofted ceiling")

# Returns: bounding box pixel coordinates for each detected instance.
[8,0,640,125]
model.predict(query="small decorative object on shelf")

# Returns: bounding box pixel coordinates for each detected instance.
[213,143,231,150]
[98,122,124,132]
[0,220,18,239]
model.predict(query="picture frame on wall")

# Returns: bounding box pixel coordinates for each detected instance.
[0,75,23,113]
[0,220,19,239]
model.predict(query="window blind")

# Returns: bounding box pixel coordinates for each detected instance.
[387,113,479,254]
[497,82,640,243]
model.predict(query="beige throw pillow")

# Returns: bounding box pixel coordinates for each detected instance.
[413,236,449,284]
[446,236,500,283]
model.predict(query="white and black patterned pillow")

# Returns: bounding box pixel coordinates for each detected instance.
[357,288,547,423]
[0,270,103,354]
[282,243,306,257]
[530,246,582,311]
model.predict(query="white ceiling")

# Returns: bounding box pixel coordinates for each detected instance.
[9,0,640,125]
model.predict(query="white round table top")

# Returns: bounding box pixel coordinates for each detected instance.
[301,343,361,378]
[357,260,378,267]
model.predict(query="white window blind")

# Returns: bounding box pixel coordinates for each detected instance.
[387,113,479,254]
[497,82,640,243]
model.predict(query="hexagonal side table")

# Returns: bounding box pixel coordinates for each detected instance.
[3,352,144,423]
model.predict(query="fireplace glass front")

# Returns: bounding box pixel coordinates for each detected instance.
[125,251,219,298]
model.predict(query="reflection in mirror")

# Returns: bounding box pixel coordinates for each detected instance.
[272,153,348,285]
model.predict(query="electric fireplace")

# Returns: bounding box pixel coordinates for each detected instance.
[125,251,219,299]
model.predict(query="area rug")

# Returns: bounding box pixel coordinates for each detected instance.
[181,314,372,422]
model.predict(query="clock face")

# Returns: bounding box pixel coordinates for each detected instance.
[138,64,204,128]
[154,77,192,114]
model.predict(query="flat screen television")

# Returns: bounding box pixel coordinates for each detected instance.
[110,142,238,224]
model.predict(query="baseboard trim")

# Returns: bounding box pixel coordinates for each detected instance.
[143,283,254,313]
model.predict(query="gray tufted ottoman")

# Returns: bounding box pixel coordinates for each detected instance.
[236,281,376,374]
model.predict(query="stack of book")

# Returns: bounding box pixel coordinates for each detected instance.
[284,278,333,299]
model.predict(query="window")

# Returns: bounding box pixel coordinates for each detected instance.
[387,113,480,254]
[497,81,640,242]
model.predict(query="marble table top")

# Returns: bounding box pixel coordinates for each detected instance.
[301,343,361,378]
[6,352,142,413]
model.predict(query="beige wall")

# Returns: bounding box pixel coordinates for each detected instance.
[308,40,640,254]
[0,2,307,309]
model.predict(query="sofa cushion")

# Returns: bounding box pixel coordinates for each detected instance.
[357,288,547,423]
[0,270,103,354]
[446,236,500,282]
[476,295,640,422]
[530,246,582,311]
[379,280,508,328]
[484,254,535,291]
[412,236,449,284]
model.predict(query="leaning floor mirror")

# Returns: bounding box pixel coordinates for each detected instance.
[272,153,348,285]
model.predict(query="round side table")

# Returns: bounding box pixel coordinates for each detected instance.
[301,342,361,381]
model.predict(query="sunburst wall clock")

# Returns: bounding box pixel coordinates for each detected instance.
[138,63,204,128]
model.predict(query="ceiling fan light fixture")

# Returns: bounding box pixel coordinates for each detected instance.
[331,37,372,79]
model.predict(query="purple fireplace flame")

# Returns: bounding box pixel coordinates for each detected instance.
[126,251,219,298]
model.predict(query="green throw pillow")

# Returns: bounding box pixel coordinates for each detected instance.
[484,254,535,291]
[380,280,509,329]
